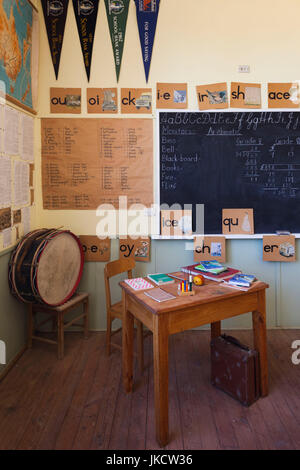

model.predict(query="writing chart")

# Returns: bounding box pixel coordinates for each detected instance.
[41,118,153,209]
[158,111,300,234]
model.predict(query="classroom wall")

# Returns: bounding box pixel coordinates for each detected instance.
[0,0,39,376]
[34,0,300,330]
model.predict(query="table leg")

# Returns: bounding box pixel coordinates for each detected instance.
[136,320,144,374]
[122,290,134,393]
[252,290,268,397]
[211,321,221,340]
[153,315,169,447]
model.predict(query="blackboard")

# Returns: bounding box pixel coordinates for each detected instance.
[158,111,300,234]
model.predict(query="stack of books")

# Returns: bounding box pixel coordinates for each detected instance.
[181,262,241,282]
[222,274,257,291]
[195,260,227,275]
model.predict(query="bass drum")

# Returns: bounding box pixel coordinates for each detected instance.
[9,229,84,306]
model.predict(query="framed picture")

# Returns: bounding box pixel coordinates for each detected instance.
[0,0,39,114]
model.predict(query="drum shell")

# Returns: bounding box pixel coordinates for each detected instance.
[9,229,54,303]
[9,229,84,306]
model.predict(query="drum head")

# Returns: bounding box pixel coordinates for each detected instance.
[35,232,83,306]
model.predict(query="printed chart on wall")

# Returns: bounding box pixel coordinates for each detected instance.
[0,103,34,249]
[41,118,153,209]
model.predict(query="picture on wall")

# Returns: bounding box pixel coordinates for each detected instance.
[0,0,39,113]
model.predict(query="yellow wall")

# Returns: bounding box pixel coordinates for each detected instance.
[30,0,300,330]
[36,0,300,233]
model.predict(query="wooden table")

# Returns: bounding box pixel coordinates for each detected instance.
[120,275,269,447]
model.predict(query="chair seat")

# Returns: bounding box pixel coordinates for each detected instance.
[32,292,89,313]
[28,292,89,359]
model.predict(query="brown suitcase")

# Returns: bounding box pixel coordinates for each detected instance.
[211,334,260,406]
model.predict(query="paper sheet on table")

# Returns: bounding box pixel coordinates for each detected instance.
[14,161,29,206]
[4,107,19,156]
[2,228,12,249]
[22,206,31,235]
[0,156,12,206]
[21,114,34,162]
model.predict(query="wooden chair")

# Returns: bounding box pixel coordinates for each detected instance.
[104,258,144,371]
[28,292,89,360]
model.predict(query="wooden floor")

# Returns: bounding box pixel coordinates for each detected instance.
[0,329,299,450]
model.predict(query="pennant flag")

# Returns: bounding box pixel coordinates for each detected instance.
[134,0,160,82]
[41,0,69,79]
[104,0,130,82]
[72,0,100,81]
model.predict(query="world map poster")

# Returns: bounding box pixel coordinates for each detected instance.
[0,0,39,113]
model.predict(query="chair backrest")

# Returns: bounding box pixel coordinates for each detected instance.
[104,258,136,310]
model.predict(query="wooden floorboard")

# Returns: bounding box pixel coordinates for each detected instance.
[0,329,299,450]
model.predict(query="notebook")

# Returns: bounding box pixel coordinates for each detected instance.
[227,273,256,287]
[124,278,154,291]
[144,288,176,303]
[195,260,227,274]
[147,273,175,285]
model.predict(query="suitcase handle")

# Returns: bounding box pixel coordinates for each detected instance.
[221,334,250,352]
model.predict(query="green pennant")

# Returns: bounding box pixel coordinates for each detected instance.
[104,0,130,82]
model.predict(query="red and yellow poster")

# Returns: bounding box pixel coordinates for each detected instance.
[263,235,295,262]
[268,83,300,108]
[119,236,151,262]
[222,209,254,235]
[196,83,228,110]
[230,82,261,108]
[156,83,188,109]
[194,236,226,263]
[50,88,81,114]
[121,88,152,114]
[87,88,118,113]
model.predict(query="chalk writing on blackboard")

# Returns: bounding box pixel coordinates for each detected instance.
[159,111,300,234]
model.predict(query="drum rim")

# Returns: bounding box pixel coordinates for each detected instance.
[8,229,50,304]
[33,230,84,307]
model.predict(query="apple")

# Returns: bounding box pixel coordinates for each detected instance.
[193,275,204,286]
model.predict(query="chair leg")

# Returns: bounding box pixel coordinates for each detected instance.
[28,304,33,349]
[83,298,89,339]
[136,320,144,373]
[106,311,112,356]
[52,315,57,332]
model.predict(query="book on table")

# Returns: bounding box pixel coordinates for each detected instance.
[147,273,175,286]
[226,273,256,287]
[124,277,154,291]
[222,279,259,291]
[181,263,241,282]
[195,260,227,274]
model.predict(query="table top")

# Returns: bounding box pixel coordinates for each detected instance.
[120,272,269,316]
